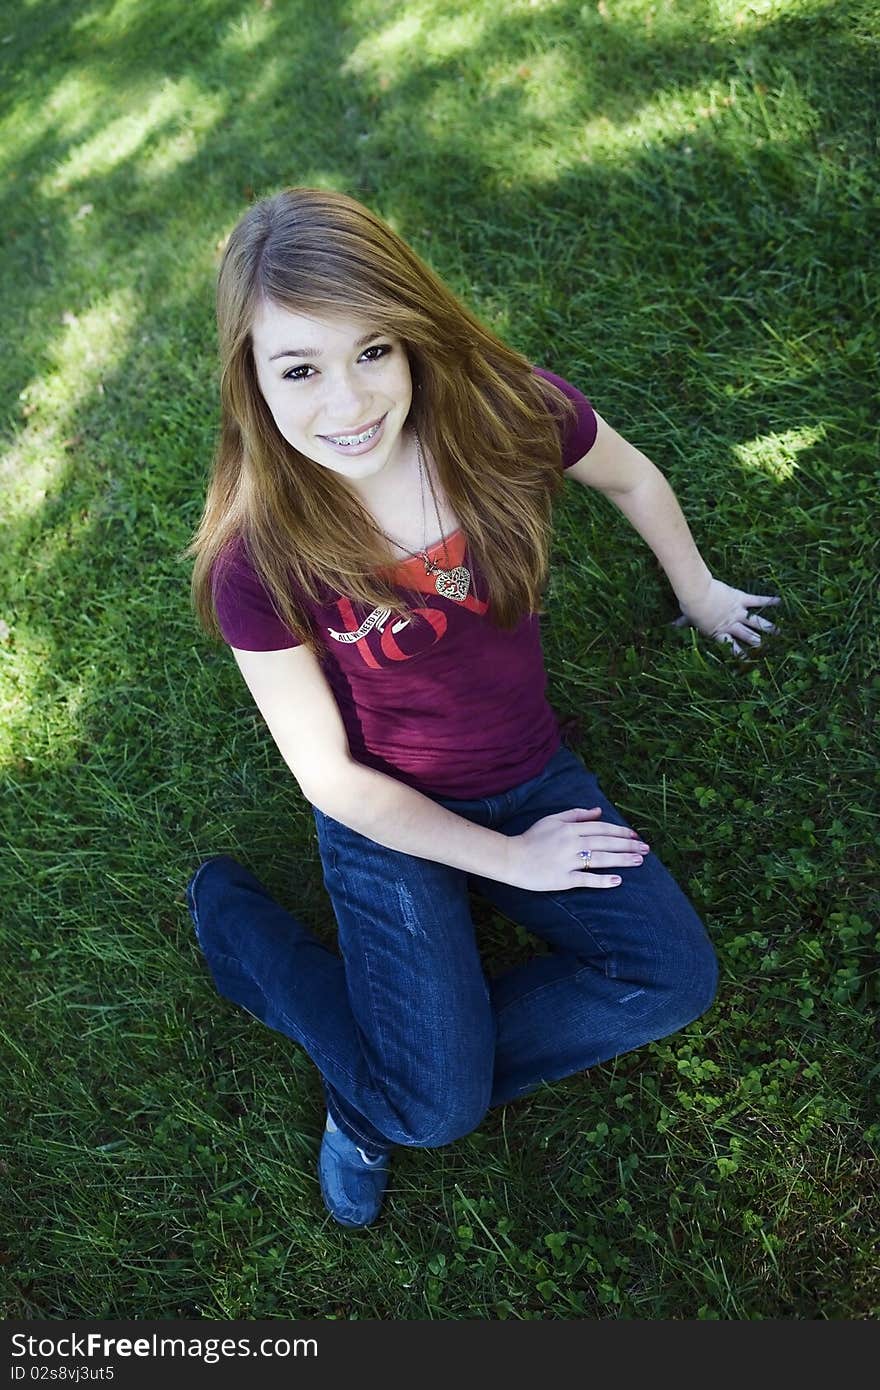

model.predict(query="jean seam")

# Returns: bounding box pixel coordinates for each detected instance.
[495,960,595,1021]
[353,927,472,1148]
[330,864,408,1132]
[325,1096,389,1156]
[313,822,338,877]
[326,839,486,1149]
[186,858,223,937]
[541,892,618,966]
[320,828,428,1143]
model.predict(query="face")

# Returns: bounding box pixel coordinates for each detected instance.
[250,299,414,487]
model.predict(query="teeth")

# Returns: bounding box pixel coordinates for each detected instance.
[327,420,381,447]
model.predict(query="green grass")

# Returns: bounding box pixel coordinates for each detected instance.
[1,0,878,1319]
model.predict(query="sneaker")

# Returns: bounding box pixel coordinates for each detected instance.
[318,1113,391,1229]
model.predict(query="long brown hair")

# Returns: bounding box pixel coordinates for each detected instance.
[187,186,578,656]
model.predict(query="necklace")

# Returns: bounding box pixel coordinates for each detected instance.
[372,428,472,603]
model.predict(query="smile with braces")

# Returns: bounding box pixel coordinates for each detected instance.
[326,419,382,447]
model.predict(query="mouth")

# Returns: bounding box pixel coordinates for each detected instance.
[319,414,386,447]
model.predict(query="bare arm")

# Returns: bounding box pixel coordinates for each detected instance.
[323,759,519,879]
[231,644,514,880]
[230,644,639,891]
[566,409,712,606]
[567,410,782,651]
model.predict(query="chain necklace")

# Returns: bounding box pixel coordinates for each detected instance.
[371,428,472,603]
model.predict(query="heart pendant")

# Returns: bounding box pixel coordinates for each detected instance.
[434,566,471,602]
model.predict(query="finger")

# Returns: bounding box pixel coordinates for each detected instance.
[577,838,649,858]
[670,614,690,627]
[728,622,762,647]
[744,614,777,633]
[744,594,781,607]
[578,846,646,868]
[578,825,646,842]
[557,807,603,822]
[717,632,744,656]
[571,871,624,890]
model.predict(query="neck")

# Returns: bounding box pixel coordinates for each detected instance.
[342,424,418,510]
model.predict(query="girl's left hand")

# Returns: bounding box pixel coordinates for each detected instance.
[670,577,782,656]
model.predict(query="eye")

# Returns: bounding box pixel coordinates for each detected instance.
[282,343,392,382]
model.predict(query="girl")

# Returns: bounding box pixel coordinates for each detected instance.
[185,186,780,1229]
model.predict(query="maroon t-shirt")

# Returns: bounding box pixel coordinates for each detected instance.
[212,366,598,798]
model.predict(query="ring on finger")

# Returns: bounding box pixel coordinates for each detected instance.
[578,848,592,867]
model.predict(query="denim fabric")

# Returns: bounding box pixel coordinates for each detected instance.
[187,742,718,1159]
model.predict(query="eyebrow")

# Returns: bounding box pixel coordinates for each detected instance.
[269,331,384,362]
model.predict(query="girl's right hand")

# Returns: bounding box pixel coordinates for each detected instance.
[504,807,650,891]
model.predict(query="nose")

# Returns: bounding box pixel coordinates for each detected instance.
[321,370,372,430]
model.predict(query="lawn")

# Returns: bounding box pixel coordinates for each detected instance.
[1,0,877,1319]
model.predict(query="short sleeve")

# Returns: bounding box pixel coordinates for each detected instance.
[211,537,301,651]
[532,365,598,468]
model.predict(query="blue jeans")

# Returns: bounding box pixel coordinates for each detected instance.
[186,743,718,1159]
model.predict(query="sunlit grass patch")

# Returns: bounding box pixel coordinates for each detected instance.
[732,424,825,481]
[2,289,138,516]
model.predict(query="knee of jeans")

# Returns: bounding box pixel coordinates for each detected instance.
[387,1080,492,1149]
[664,937,719,1029]
[186,855,247,941]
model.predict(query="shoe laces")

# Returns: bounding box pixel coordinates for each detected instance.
[356,1147,387,1166]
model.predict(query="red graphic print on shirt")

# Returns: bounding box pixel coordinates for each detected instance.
[325,529,489,668]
